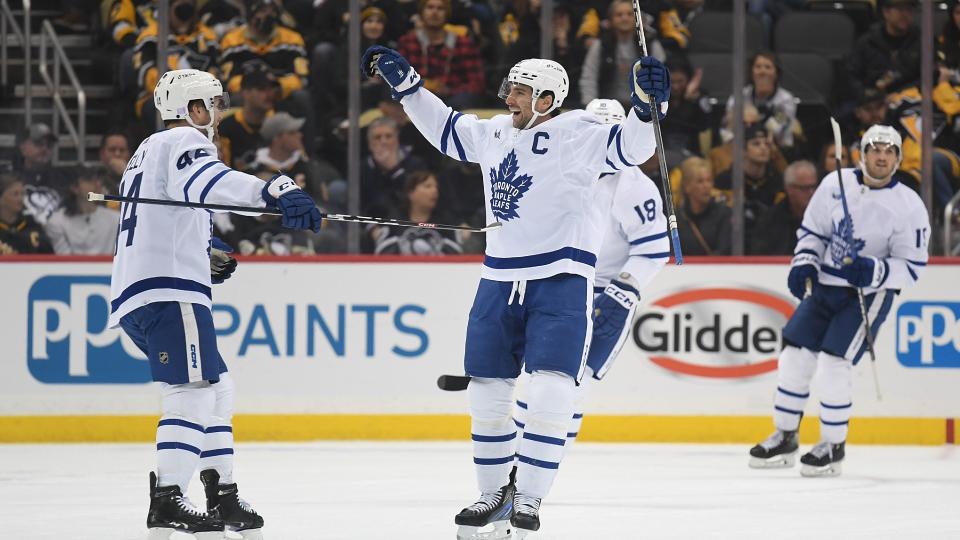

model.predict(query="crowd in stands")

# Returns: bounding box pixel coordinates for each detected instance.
[3,0,960,257]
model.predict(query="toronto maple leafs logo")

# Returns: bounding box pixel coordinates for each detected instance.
[830,215,865,265]
[489,150,532,221]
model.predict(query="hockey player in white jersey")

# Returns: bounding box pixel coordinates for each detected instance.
[514,99,669,455]
[110,69,322,539]
[749,125,929,477]
[361,46,669,538]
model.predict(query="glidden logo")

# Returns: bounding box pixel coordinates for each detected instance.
[632,287,796,378]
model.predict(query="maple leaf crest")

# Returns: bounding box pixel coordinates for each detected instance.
[830,215,865,265]
[488,150,533,221]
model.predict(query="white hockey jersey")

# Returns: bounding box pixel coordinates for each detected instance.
[108,127,269,327]
[401,89,657,282]
[795,167,930,293]
[593,167,670,293]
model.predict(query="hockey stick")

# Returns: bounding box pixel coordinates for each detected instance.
[631,0,683,265]
[88,193,503,233]
[437,374,470,391]
[829,119,881,400]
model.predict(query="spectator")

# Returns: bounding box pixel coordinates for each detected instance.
[580,0,665,107]
[220,0,314,149]
[98,130,131,195]
[361,117,428,216]
[724,51,800,152]
[661,56,709,160]
[846,0,921,102]
[105,0,153,49]
[13,124,69,225]
[312,0,408,46]
[709,104,788,178]
[218,68,277,170]
[0,174,53,255]
[372,170,464,255]
[819,141,851,177]
[845,88,889,149]
[131,0,220,121]
[675,157,731,256]
[750,160,818,255]
[715,124,785,233]
[44,167,121,255]
[396,0,486,109]
[937,0,960,69]
[250,112,343,203]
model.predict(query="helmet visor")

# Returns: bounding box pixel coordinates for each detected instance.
[213,93,231,112]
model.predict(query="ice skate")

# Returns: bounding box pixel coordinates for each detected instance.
[455,482,515,540]
[748,429,798,469]
[510,493,541,539]
[800,441,845,477]
[147,472,224,540]
[201,469,264,540]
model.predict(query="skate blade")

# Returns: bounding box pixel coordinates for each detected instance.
[230,528,263,540]
[512,527,535,539]
[456,520,511,540]
[800,461,842,477]
[147,528,176,540]
[192,531,227,540]
[748,451,796,469]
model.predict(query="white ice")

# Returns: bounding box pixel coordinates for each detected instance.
[1,442,958,540]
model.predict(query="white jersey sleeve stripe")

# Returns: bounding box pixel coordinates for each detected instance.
[182,160,224,201]
[613,129,638,168]
[198,169,233,204]
[449,113,468,161]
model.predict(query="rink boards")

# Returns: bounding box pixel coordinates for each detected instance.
[0,256,957,444]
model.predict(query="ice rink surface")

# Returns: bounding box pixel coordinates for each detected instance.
[2,441,958,540]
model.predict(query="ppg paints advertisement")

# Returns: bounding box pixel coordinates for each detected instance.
[2,258,958,421]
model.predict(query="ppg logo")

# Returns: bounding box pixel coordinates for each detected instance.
[896,302,960,368]
[28,276,150,383]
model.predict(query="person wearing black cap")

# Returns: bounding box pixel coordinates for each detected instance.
[846,0,921,103]
[13,124,70,226]
[218,68,277,170]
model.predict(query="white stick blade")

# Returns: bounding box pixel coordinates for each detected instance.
[830,117,843,161]
[87,192,105,202]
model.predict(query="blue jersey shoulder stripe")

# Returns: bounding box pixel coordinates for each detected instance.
[450,112,467,161]
[198,168,232,204]
[111,276,211,313]
[182,160,222,202]
[483,246,597,270]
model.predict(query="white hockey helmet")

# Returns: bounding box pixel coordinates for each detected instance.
[154,69,228,140]
[498,58,569,128]
[585,99,626,125]
[859,124,902,171]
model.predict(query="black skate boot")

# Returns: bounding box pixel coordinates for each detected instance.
[200,469,264,540]
[800,441,845,477]
[147,471,224,540]
[748,429,799,469]
[510,493,541,539]
[455,482,515,540]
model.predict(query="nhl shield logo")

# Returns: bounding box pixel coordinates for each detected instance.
[489,150,532,221]
[159,352,169,365]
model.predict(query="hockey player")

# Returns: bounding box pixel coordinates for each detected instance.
[109,69,322,539]
[514,99,670,454]
[360,47,669,538]
[749,124,929,477]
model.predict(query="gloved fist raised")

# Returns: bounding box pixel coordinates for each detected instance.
[262,174,323,233]
[630,56,670,122]
[361,45,422,100]
[210,236,237,284]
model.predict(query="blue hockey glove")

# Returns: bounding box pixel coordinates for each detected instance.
[630,56,670,122]
[262,174,323,233]
[838,256,886,288]
[210,237,237,284]
[587,278,640,379]
[361,45,423,100]
[787,251,820,301]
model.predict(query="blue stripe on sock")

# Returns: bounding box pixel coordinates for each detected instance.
[472,432,517,443]
[157,419,205,432]
[199,448,234,458]
[156,442,202,455]
[566,432,578,438]
[777,387,809,399]
[523,432,566,446]
[775,405,803,415]
[820,402,852,410]
[513,419,525,429]
[516,400,528,410]
[204,425,233,433]
[821,419,849,426]
[474,456,515,465]
[572,413,583,419]
[517,454,560,470]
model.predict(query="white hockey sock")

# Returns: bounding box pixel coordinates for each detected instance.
[200,373,235,484]
[156,382,215,492]
[469,377,517,493]
[815,352,852,443]
[516,370,576,499]
[773,346,817,431]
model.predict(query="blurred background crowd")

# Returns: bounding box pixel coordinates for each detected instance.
[0,0,958,256]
